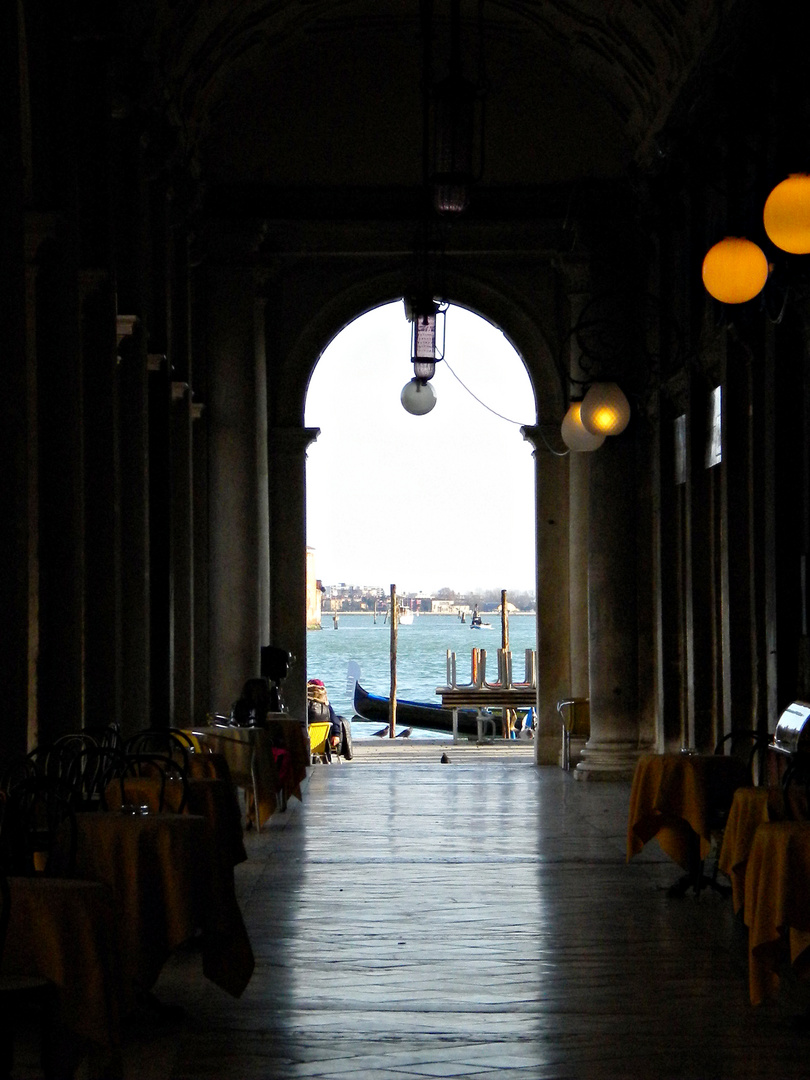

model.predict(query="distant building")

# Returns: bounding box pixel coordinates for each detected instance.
[306,549,322,629]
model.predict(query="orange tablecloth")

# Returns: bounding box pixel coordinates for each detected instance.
[717,785,784,913]
[189,720,308,828]
[50,811,254,1003]
[744,820,810,1005]
[2,877,123,1058]
[627,753,749,869]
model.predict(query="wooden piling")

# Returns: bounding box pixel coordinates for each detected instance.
[389,583,397,738]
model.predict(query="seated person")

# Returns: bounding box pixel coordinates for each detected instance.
[307,679,342,751]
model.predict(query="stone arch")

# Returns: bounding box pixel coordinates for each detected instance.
[276,265,565,430]
[266,259,571,752]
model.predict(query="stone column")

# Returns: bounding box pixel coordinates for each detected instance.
[576,435,641,779]
[171,379,194,727]
[268,427,320,727]
[521,425,570,766]
[0,0,31,762]
[205,267,267,715]
[568,449,591,718]
[118,329,151,738]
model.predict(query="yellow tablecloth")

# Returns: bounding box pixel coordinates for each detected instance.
[105,774,247,868]
[744,820,810,1005]
[50,811,254,1003]
[627,753,749,869]
[717,785,784,914]
[189,720,308,828]
[2,877,123,1055]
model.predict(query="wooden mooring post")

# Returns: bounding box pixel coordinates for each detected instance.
[501,588,514,739]
[389,583,397,738]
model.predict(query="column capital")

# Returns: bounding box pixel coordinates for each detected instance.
[521,424,566,457]
[269,427,320,457]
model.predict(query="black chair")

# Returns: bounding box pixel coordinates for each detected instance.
[115,751,189,813]
[0,754,39,797]
[713,728,772,783]
[708,728,774,892]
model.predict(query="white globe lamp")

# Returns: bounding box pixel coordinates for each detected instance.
[561,401,606,451]
[401,378,437,415]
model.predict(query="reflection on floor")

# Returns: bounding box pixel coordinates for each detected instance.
[15,742,810,1077]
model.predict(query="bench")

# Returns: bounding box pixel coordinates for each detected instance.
[438,687,538,742]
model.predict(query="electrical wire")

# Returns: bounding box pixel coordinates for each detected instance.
[441,357,570,456]
[441,357,526,425]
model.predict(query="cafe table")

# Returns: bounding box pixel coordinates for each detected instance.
[104,771,247,869]
[2,875,123,1076]
[49,809,254,1007]
[717,785,785,914]
[189,718,309,830]
[744,820,810,1005]
[627,751,750,894]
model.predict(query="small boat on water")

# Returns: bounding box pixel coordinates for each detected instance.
[353,681,482,736]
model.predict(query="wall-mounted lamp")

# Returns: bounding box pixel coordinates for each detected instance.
[580,381,632,436]
[561,401,606,451]
[702,236,770,304]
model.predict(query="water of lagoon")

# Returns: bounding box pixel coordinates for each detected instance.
[306,612,537,739]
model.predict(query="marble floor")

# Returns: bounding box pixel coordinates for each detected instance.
[15,742,810,1077]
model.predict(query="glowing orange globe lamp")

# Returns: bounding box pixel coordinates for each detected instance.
[701,237,768,304]
[580,382,631,437]
[561,401,606,451]
[763,174,810,254]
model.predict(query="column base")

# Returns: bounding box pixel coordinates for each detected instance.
[574,740,639,781]
[533,733,561,766]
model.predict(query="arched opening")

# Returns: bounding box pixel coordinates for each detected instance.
[303,300,538,732]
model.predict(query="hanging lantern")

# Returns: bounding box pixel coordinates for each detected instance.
[580,382,631,437]
[560,401,606,451]
[763,174,810,254]
[701,237,768,304]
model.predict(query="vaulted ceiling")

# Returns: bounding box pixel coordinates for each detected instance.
[122,0,744,202]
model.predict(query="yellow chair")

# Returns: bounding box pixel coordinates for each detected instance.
[308,721,331,760]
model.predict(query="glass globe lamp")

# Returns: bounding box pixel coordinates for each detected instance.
[561,402,606,451]
[401,378,437,415]
[580,382,631,437]
[701,237,768,304]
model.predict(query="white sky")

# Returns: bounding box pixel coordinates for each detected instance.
[304,301,538,595]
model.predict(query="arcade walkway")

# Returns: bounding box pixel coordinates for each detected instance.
[38,745,810,1077]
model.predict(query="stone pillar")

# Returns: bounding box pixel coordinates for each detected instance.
[171,379,194,727]
[576,435,641,779]
[522,425,570,766]
[205,267,267,715]
[118,329,151,738]
[82,280,123,728]
[568,448,591,764]
[268,427,320,727]
[35,237,86,742]
[0,0,30,763]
